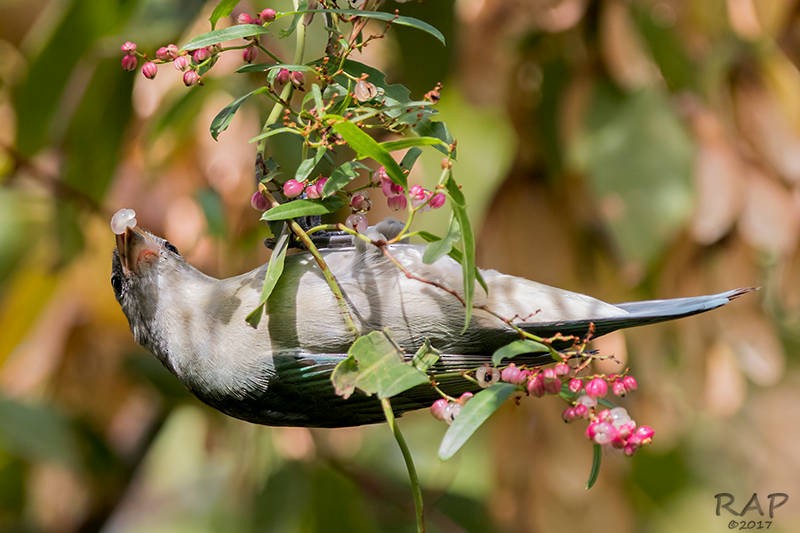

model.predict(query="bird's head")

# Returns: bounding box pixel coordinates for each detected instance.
[111,209,187,358]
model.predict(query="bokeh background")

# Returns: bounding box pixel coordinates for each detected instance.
[1,0,799,531]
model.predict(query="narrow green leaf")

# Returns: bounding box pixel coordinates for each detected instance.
[246,225,290,327]
[311,83,324,113]
[322,161,361,196]
[295,147,326,182]
[411,339,440,372]
[438,383,517,460]
[211,87,267,141]
[285,9,446,45]
[423,216,460,264]
[209,0,238,29]
[260,197,344,221]
[347,331,429,398]
[400,147,422,171]
[445,174,477,329]
[413,120,453,155]
[182,24,271,50]
[331,356,359,399]
[586,444,602,489]
[379,136,448,152]
[236,63,314,73]
[249,126,302,143]
[491,339,549,367]
[329,118,407,188]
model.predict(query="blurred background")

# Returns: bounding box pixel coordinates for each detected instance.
[1,0,799,531]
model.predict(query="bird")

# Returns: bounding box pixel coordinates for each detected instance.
[110,209,753,428]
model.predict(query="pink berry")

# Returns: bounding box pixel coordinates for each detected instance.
[585,377,608,399]
[141,61,158,79]
[237,12,256,24]
[283,179,305,198]
[121,54,138,71]
[429,192,446,209]
[182,70,200,86]
[250,191,268,211]
[155,46,171,61]
[173,56,189,71]
[276,68,290,85]
[622,375,638,393]
[259,8,277,22]
[387,194,407,211]
[242,46,257,63]
[430,399,449,421]
[120,41,137,53]
[567,378,583,393]
[192,47,210,63]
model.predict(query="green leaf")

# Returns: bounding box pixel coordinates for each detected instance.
[411,339,440,372]
[246,225,290,327]
[295,146,327,182]
[237,63,314,74]
[344,331,430,399]
[261,197,344,221]
[413,120,453,155]
[423,216,460,264]
[331,356,359,399]
[379,136,449,152]
[329,117,407,189]
[438,383,517,460]
[249,126,302,143]
[195,187,227,238]
[210,87,267,141]
[586,444,602,489]
[182,24,272,50]
[491,339,549,367]
[209,0,239,29]
[445,174,477,329]
[400,147,422,171]
[322,161,363,196]
[287,9,445,45]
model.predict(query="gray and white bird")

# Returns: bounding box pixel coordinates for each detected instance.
[110,209,752,427]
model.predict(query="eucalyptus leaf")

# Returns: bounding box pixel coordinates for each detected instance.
[246,225,290,327]
[445,174,477,329]
[438,383,517,460]
[491,339,549,367]
[261,197,344,221]
[210,87,266,140]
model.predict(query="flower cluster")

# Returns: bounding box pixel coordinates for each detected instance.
[430,361,654,457]
[374,167,446,211]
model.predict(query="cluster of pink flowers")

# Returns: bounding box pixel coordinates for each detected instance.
[119,40,208,86]
[374,167,446,211]
[236,8,277,25]
[282,177,328,200]
[430,361,654,456]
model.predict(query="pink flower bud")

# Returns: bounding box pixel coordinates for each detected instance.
[457,392,473,404]
[386,194,407,211]
[182,70,200,86]
[290,70,304,88]
[141,61,158,79]
[587,421,617,445]
[283,179,305,198]
[623,443,639,456]
[345,214,368,233]
[165,44,179,59]
[314,177,328,197]
[242,46,257,63]
[120,41,137,53]
[576,394,597,409]
[173,55,189,71]
[527,373,545,397]
[500,364,529,385]
[155,46,171,61]
[585,377,608,399]
[191,47,210,63]
[250,191,268,211]
[554,362,570,376]
[237,12,256,24]
[633,425,654,443]
[429,192,446,209]
[612,380,627,397]
[568,378,583,393]
[622,375,638,393]
[276,68,290,85]
[372,166,388,185]
[121,54,138,71]
[409,185,426,200]
[430,399,449,421]
[259,8,277,22]
[350,193,370,212]
[562,406,577,422]
[573,403,589,419]
[444,402,461,423]
[305,182,321,199]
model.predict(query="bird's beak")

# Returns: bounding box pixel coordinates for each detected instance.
[115,226,161,275]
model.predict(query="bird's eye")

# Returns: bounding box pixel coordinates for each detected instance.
[111,273,123,295]
[164,241,180,255]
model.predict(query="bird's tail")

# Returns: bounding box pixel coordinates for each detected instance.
[519,287,756,340]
